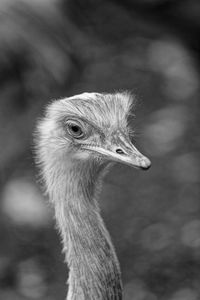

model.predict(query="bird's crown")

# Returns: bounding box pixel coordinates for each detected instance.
[46,91,134,129]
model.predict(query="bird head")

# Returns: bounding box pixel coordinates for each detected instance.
[37,92,151,170]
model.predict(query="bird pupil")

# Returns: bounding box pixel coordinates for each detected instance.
[66,121,84,138]
[70,124,83,136]
[72,125,79,132]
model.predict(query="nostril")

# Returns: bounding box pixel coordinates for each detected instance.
[116,148,125,155]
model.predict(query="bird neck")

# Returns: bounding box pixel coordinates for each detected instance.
[50,159,122,300]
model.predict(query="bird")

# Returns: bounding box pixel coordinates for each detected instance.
[35,91,151,300]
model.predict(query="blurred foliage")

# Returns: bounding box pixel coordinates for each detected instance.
[0,0,200,299]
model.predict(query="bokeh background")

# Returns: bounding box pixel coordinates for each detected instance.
[0,0,200,299]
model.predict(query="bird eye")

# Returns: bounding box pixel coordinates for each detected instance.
[65,120,84,139]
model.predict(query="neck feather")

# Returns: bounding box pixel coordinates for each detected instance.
[46,157,122,300]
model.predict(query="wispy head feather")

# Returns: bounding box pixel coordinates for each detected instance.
[45,91,135,129]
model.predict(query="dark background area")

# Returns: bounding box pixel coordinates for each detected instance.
[0,0,200,299]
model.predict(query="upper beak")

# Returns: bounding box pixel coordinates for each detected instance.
[83,134,151,170]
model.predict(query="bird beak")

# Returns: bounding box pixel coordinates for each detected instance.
[82,134,151,170]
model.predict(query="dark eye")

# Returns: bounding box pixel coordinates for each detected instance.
[66,121,84,139]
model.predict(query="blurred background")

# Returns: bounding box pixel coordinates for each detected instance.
[0,0,200,299]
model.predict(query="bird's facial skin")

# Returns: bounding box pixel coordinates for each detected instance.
[63,117,151,170]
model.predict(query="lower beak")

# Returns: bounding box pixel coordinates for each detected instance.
[82,140,151,170]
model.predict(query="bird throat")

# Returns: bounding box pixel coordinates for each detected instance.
[51,159,123,300]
